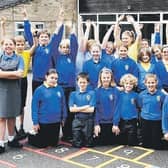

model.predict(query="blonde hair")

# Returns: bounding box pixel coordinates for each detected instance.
[59,39,70,48]
[120,74,138,87]
[90,43,101,51]
[14,35,25,43]
[144,73,158,83]
[86,39,97,51]
[97,67,116,88]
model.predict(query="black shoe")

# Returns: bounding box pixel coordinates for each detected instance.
[8,139,23,148]
[15,129,28,141]
[0,146,5,154]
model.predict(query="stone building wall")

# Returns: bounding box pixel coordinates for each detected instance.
[0,0,77,37]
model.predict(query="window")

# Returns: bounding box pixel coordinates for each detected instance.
[15,22,44,36]
[79,12,167,45]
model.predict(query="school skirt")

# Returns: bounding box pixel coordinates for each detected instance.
[0,79,21,118]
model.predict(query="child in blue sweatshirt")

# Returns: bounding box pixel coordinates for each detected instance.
[54,22,78,142]
[118,74,139,146]
[111,45,138,86]
[162,96,168,142]
[23,7,64,92]
[138,74,165,149]
[69,73,96,148]
[28,69,67,148]
[94,68,120,145]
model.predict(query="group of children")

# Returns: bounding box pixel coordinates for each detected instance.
[0,8,168,154]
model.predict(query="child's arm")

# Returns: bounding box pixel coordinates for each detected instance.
[154,23,161,45]
[101,24,114,49]
[29,36,38,56]
[112,90,121,135]
[70,105,94,113]
[31,88,41,132]
[50,9,64,62]
[69,21,78,63]
[83,19,91,51]
[91,21,100,44]
[0,70,23,79]
[113,14,124,48]
[22,6,33,47]
[162,96,168,141]
[0,56,24,79]
[126,15,142,44]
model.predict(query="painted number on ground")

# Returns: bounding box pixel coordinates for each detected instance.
[123,149,133,155]
[54,147,69,153]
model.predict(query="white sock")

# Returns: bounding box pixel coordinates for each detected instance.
[0,140,5,147]
[8,136,14,142]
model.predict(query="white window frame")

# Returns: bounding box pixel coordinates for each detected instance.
[79,12,168,45]
[15,21,45,36]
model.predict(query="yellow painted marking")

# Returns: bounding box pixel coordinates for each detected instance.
[87,149,152,167]
[63,148,89,160]
[95,158,118,168]
[133,146,154,153]
[64,159,92,168]
[133,151,154,161]
[105,145,124,154]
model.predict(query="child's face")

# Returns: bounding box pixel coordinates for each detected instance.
[123,80,134,92]
[39,33,50,46]
[119,46,128,58]
[45,73,58,87]
[141,53,150,63]
[145,77,157,93]
[162,47,168,61]
[2,39,15,55]
[90,46,101,61]
[105,43,113,55]
[141,40,149,48]
[60,44,70,55]
[121,33,132,46]
[77,77,88,92]
[16,41,25,53]
[101,71,112,88]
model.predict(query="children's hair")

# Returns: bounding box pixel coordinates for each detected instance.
[14,35,25,43]
[138,47,151,62]
[106,41,114,48]
[144,73,158,83]
[90,43,101,51]
[122,30,135,44]
[59,39,70,48]
[119,44,128,51]
[120,74,138,87]
[86,39,97,51]
[77,72,90,82]
[161,45,168,52]
[141,38,150,46]
[97,67,116,88]
[151,44,161,54]
[1,38,16,46]
[46,68,58,76]
[37,30,50,38]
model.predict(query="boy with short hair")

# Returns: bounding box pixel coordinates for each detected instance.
[69,73,96,148]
